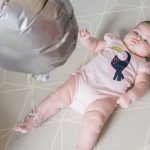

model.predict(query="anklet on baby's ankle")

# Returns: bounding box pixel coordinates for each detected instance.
[24,107,41,127]
[17,106,42,129]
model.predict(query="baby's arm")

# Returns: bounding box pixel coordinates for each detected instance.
[78,29,106,52]
[117,73,149,108]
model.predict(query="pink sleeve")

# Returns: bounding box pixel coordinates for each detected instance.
[104,33,120,41]
[138,60,150,75]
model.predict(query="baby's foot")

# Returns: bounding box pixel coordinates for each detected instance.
[14,108,41,134]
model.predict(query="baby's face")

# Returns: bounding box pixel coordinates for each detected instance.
[124,23,150,57]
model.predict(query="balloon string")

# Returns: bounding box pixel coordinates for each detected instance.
[27,74,35,109]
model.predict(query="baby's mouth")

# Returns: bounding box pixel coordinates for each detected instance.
[131,40,137,45]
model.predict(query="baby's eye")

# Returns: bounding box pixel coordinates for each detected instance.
[134,31,139,36]
[144,39,149,45]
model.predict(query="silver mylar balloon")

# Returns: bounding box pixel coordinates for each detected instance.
[0,0,78,75]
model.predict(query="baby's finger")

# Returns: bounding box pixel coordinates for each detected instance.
[82,29,89,35]
[116,100,124,107]
[114,102,119,108]
[78,30,85,38]
[116,100,120,104]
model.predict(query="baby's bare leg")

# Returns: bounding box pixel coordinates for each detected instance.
[37,76,76,122]
[15,76,76,133]
[76,99,116,150]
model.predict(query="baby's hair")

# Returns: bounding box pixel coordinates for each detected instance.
[139,21,150,25]
[138,21,150,59]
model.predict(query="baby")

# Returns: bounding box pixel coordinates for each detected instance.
[15,21,150,150]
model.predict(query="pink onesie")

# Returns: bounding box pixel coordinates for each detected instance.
[70,33,148,114]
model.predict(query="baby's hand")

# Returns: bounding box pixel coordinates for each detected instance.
[78,29,90,41]
[116,94,132,108]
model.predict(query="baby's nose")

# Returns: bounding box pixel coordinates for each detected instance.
[136,35,142,41]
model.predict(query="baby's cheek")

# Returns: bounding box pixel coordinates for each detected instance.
[143,46,150,56]
[127,44,135,51]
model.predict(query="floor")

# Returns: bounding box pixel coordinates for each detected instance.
[1,0,150,150]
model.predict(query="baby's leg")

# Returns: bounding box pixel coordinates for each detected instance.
[36,76,76,122]
[76,99,116,150]
[15,75,76,133]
